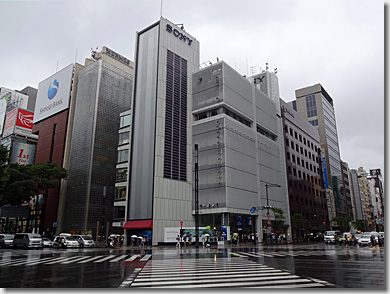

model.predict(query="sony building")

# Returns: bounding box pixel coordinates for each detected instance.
[62,47,134,237]
[124,18,199,245]
[192,62,291,243]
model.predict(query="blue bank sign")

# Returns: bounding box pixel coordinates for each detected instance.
[166,24,193,46]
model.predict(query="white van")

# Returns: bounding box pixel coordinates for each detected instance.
[13,233,43,249]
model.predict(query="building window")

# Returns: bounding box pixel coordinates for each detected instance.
[286,138,289,147]
[115,187,126,200]
[309,119,318,126]
[118,132,130,145]
[116,168,128,182]
[117,149,128,163]
[164,50,187,181]
[120,114,131,128]
[114,206,125,219]
[306,94,317,117]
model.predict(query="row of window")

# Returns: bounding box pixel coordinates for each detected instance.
[290,196,327,209]
[289,179,324,196]
[285,138,319,164]
[285,125,318,152]
[195,106,276,141]
[287,165,321,181]
[120,114,131,128]
[286,152,318,173]
[291,211,327,222]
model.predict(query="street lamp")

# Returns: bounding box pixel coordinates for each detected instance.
[194,144,199,248]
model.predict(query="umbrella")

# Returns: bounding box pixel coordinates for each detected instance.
[138,236,143,239]
[233,233,238,235]
[131,235,137,238]
[187,232,192,236]
[204,233,210,237]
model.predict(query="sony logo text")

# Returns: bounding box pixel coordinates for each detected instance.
[166,24,193,46]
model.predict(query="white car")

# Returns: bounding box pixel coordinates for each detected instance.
[42,237,54,247]
[53,236,79,248]
[72,235,95,248]
[358,233,373,246]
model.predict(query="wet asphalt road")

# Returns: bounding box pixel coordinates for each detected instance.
[0,242,385,289]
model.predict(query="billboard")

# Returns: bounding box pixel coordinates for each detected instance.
[33,63,74,124]
[0,93,10,135]
[10,141,36,165]
[2,108,17,137]
[15,108,34,136]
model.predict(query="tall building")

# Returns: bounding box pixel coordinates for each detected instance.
[341,161,353,219]
[294,84,345,228]
[192,63,291,243]
[62,47,134,236]
[124,18,199,245]
[32,63,83,235]
[280,99,328,239]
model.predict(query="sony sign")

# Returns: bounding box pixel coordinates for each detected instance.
[33,64,73,124]
[166,24,193,46]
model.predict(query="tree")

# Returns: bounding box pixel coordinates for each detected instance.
[332,216,351,232]
[352,221,365,231]
[291,213,306,241]
[271,207,289,235]
[1,162,67,206]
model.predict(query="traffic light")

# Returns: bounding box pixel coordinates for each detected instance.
[180,228,184,236]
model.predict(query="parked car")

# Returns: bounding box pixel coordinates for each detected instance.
[13,233,43,249]
[72,235,95,248]
[358,232,373,246]
[338,233,357,245]
[324,231,342,244]
[0,234,15,248]
[42,237,54,247]
[53,236,79,248]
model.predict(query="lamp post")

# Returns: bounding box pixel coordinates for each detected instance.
[194,144,199,248]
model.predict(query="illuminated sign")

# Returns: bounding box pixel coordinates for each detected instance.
[166,24,193,46]
[10,141,36,165]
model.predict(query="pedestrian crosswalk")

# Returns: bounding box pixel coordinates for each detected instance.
[0,253,151,267]
[126,257,334,288]
[235,249,332,258]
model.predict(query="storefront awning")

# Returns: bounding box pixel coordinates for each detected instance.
[123,220,153,229]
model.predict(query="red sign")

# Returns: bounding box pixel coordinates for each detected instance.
[16,108,34,130]
[180,221,183,227]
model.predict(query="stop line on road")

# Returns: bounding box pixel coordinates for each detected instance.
[0,253,151,266]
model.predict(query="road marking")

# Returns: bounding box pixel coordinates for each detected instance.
[125,255,140,261]
[93,255,117,263]
[44,256,82,265]
[109,255,129,262]
[140,254,152,261]
[61,256,92,264]
[78,256,105,263]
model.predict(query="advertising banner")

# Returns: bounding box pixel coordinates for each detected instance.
[2,108,17,137]
[33,64,73,124]
[15,108,34,136]
[0,93,10,135]
[10,141,36,165]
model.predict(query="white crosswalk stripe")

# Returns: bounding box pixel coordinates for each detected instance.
[0,254,149,266]
[237,250,328,258]
[129,257,331,288]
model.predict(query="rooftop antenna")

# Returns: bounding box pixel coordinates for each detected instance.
[160,0,163,17]
[274,68,278,74]
[74,48,78,64]
[175,23,184,30]
[250,65,259,76]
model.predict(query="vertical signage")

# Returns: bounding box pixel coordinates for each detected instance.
[321,150,329,188]
[2,109,17,137]
[0,93,10,135]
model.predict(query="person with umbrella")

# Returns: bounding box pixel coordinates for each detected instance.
[176,234,181,248]
[187,232,192,245]
[204,233,210,247]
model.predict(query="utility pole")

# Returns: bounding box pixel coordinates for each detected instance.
[195,144,199,248]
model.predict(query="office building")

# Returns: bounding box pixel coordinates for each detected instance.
[192,63,291,243]
[62,47,134,236]
[280,99,328,239]
[32,62,83,235]
[294,84,345,228]
[124,18,199,245]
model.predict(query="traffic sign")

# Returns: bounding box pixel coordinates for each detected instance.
[250,207,256,213]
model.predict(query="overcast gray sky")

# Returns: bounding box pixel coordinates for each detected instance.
[0,0,385,176]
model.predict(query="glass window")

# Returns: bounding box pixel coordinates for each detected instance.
[116,168,128,181]
[120,114,131,128]
[119,132,130,145]
[117,149,128,163]
[115,187,126,200]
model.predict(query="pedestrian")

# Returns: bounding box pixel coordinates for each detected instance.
[206,236,210,247]
[176,235,181,248]
[370,234,376,247]
[201,235,206,246]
